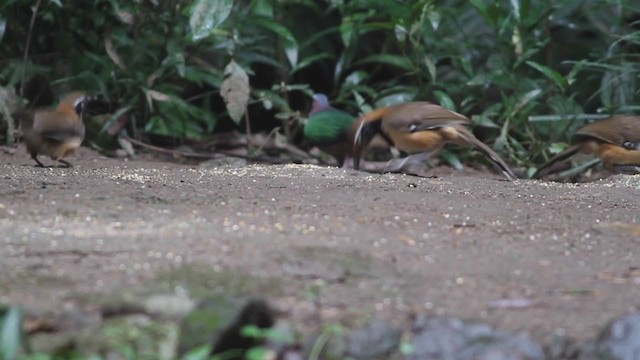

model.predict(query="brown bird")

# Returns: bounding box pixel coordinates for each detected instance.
[535,115,640,177]
[19,92,92,167]
[351,102,517,180]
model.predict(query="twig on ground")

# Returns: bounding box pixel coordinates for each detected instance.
[121,135,290,164]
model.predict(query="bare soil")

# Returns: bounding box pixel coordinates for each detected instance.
[1,146,640,345]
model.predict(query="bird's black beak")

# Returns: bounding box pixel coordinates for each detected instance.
[353,119,379,170]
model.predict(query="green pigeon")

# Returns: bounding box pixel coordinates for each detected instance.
[303,93,355,167]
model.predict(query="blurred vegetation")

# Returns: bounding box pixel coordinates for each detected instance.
[0,0,639,172]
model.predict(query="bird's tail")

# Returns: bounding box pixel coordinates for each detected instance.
[455,127,518,180]
[533,144,581,178]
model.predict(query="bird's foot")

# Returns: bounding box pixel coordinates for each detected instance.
[383,152,433,174]
[58,159,73,168]
[31,154,45,167]
[612,165,640,174]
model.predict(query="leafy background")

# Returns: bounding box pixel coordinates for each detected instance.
[0,0,639,174]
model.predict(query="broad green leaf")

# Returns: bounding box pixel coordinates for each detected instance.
[510,0,520,21]
[340,18,354,48]
[434,90,456,111]
[427,9,440,30]
[526,61,568,90]
[566,60,587,85]
[49,0,62,7]
[180,344,212,360]
[441,150,464,170]
[253,17,298,67]
[548,142,568,154]
[356,54,413,71]
[514,88,542,113]
[352,91,372,113]
[291,53,333,74]
[375,92,416,108]
[250,0,273,17]
[189,0,233,42]
[394,23,407,42]
[470,0,499,27]
[220,60,250,124]
[0,306,23,360]
[424,56,436,81]
[344,71,369,86]
[472,114,500,129]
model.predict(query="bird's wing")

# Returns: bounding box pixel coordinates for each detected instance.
[576,116,640,146]
[382,102,471,133]
[33,112,84,142]
[304,109,355,144]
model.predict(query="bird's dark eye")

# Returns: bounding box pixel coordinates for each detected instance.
[408,123,418,132]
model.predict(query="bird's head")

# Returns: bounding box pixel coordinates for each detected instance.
[310,93,330,115]
[58,92,109,116]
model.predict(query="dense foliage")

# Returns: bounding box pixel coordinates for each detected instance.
[0,0,639,173]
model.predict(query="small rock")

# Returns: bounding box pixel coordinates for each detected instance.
[579,311,640,360]
[406,314,545,360]
[347,319,402,359]
[143,293,196,318]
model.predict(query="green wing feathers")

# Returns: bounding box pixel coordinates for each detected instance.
[304,109,355,144]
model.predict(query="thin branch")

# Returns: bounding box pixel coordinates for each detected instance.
[121,135,289,164]
[244,106,252,148]
[20,0,43,96]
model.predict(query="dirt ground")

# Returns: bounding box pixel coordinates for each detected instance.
[1,146,640,347]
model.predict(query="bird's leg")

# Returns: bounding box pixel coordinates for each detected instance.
[31,153,45,167]
[383,152,433,173]
[611,164,640,174]
[341,156,354,170]
[58,159,73,168]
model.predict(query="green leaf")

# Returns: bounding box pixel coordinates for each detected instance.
[189,0,233,42]
[291,53,333,74]
[375,92,416,108]
[433,90,456,111]
[355,54,413,71]
[514,88,542,113]
[253,17,298,67]
[250,0,273,17]
[548,142,568,154]
[441,150,464,170]
[510,0,520,22]
[0,306,23,360]
[49,0,63,7]
[423,56,437,81]
[220,60,250,124]
[344,71,369,86]
[526,61,568,90]
[427,9,440,30]
[180,344,213,360]
[470,0,500,27]
[394,23,407,42]
[352,91,372,113]
[245,346,269,360]
[472,114,500,129]
[340,16,355,48]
